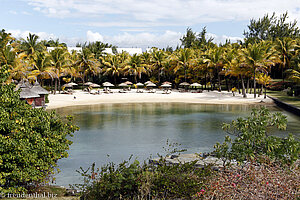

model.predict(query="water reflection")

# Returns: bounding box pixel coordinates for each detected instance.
[53,103,300,186]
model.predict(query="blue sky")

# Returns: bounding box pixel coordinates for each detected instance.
[1,0,300,48]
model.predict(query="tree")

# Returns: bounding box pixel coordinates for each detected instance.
[273,37,298,81]
[173,48,194,82]
[0,65,79,193]
[49,47,71,94]
[257,73,272,98]
[20,33,44,61]
[84,41,114,60]
[180,27,197,48]
[285,63,300,84]
[203,47,224,91]
[151,50,166,83]
[124,54,147,83]
[73,48,100,84]
[214,107,299,165]
[244,12,300,43]
[103,54,123,85]
[28,51,54,85]
[241,41,273,98]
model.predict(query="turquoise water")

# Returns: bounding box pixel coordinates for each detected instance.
[53,103,300,187]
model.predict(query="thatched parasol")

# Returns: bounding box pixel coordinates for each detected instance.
[179,82,190,86]
[103,82,114,87]
[90,83,100,88]
[84,82,94,86]
[124,81,133,85]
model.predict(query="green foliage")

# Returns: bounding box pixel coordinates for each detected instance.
[0,66,79,193]
[214,107,300,165]
[180,27,215,50]
[74,145,213,200]
[244,12,300,43]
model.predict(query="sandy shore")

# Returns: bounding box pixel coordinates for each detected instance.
[46,89,274,109]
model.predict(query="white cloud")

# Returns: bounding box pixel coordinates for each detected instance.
[9,10,17,15]
[26,0,300,27]
[7,29,242,48]
[86,30,104,42]
[103,31,182,48]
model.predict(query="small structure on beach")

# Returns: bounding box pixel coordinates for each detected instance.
[17,80,49,107]
[30,81,49,106]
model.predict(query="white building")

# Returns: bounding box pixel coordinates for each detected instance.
[103,48,143,55]
[46,47,82,53]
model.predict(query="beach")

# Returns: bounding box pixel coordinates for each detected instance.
[46,89,274,109]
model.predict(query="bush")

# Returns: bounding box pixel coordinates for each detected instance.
[74,156,214,199]
[0,66,79,193]
[214,107,299,166]
[267,81,293,91]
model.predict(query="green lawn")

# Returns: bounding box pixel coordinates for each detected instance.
[267,90,300,108]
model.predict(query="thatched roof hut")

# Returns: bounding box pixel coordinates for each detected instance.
[31,82,49,95]
[19,87,40,99]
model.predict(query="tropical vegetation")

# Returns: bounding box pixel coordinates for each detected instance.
[0,65,79,193]
[0,12,299,97]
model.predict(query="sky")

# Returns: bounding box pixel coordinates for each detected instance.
[1,0,300,49]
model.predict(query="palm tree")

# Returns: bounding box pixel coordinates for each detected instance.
[103,54,124,85]
[204,47,224,91]
[173,48,194,82]
[74,48,100,84]
[20,33,44,61]
[124,54,147,83]
[49,47,71,94]
[285,64,300,84]
[28,51,54,85]
[273,37,298,81]
[151,50,166,83]
[241,41,273,98]
[257,73,272,98]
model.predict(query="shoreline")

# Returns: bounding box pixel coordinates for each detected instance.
[46,89,274,109]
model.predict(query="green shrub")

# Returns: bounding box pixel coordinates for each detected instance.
[74,156,214,199]
[0,66,79,193]
[214,107,300,166]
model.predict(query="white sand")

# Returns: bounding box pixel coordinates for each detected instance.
[46,89,274,109]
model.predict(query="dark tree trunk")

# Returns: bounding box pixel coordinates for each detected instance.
[218,73,221,92]
[246,78,249,94]
[204,74,207,90]
[54,78,57,95]
[253,68,257,98]
[225,77,229,92]
[237,78,241,94]
[241,75,247,98]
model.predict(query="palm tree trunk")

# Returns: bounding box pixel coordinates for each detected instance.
[241,75,247,98]
[264,85,267,99]
[218,73,221,92]
[184,65,187,82]
[58,77,61,94]
[204,74,207,90]
[113,75,117,85]
[253,68,257,98]
[225,77,229,92]
[158,67,161,83]
[54,78,57,95]
[246,78,249,94]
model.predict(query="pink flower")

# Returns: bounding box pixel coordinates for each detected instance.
[232,183,236,187]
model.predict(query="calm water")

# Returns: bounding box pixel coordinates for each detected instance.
[53,103,300,187]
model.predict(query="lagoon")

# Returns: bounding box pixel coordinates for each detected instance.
[53,103,300,187]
